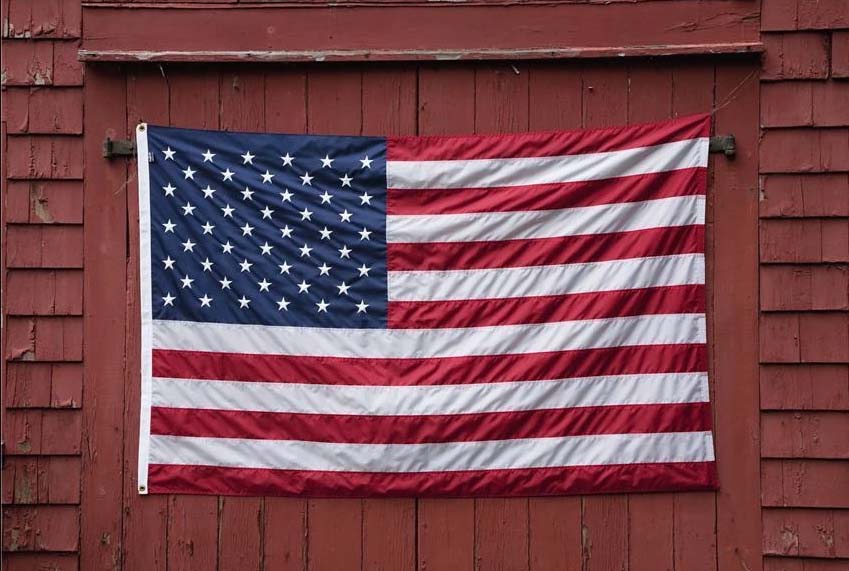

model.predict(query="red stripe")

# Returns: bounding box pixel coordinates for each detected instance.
[150,402,712,444]
[387,167,705,215]
[386,113,710,162]
[153,343,706,386]
[388,285,704,329]
[148,461,719,497]
[388,225,704,272]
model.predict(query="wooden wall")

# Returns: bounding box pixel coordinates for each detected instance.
[0,1,845,570]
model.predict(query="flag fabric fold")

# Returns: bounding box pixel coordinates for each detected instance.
[136,114,718,497]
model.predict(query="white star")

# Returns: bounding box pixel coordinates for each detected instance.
[359,227,372,241]
[299,243,313,257]
[162,183,176,197]
[319,191,333,204]
[182,202,196,216]
[221,204,235,218]
[241,223,254,236]
[199,294,212,307]
[258,279,271,292]
[277,298,290,311]
[356,300,369,314]
[316,299,329,313]
[241,151,255,165]
[238,296,251,309]
[300,172,314,186]
[200,258,214,272]
[280,189,293,202]
[338,245,352,259]
[201,185,216,199]
[359,192,373,205]
[339,209,353,223]
[260,206,274,220]
[241,187,254,201]
[202,149,215,163]
[221,241,234,254]
[180,275,194,289]
[182,166,196,180]
[297,280,311,294]
[201,221,215,235]
[318,263,332,276]
[162,256,176,270]
[261,170,275,184]
[281,153,295,167]
[239,259,253,272]
[360,156,373,169]
[340,174,353,187]
[320,155,334,168]
[182,239,196,252]
[162,220,176,233]
[222,168,235,182]
[336,282,351,296]
[162,292,176,306]
[219,276,232,289]
[278,261,292,274]
[163,147,176,160]
[259,242,273,256]
[279,225,294,239]
[300,208,313,221]
[319,227,333,240]
[358,264,371,277]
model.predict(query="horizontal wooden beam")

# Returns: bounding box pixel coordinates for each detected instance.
[80,2,761,63]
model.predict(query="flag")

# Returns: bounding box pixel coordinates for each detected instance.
[136,114,718,497]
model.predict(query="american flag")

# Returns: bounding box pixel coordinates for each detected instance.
[136,114,718,497]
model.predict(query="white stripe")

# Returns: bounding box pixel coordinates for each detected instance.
[152,372,708,416]
[386,137,708,190]
[136,124,153,494]
[149,431,715,472]
[387,195,704,243]
[389,253,703,302]
[152,313,705,358]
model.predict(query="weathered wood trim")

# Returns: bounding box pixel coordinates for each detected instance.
[80,43,765,64]
[80,2,761,63]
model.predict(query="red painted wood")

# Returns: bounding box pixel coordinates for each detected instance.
[3,181,84,224]
[415,64,476,571]
[762,412,849,459]
[164,68,222,571]
[79,3,760,59]
[582,495,628,571]
[713,61,763,571]
[261,68,309,571]
[761,460,849,508]
[760,364,849,411]
[2,506,79,552]
[122,67,169,571]
[79,64,127,571]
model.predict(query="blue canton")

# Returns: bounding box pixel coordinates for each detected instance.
[146,126,388,328]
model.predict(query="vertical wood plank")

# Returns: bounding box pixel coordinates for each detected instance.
[713,61,763,571]
[360,65,417,571]
[582,65,629,128]
[217,67,266,571]
[473,61,530,571]
[305,65,364,571]
[416,63,476,571]
[263,65,308,571]
[580,63,630,571]
[528,497,582,571]
[80,63,128,571]
[626,60,675,571]
[122,66,169,571]
[528,63,583,131]
[628,494,674,571]
[165,68,222,571]
[670,61,719,571]
[525,61,583,571]
[583,495,628,571]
